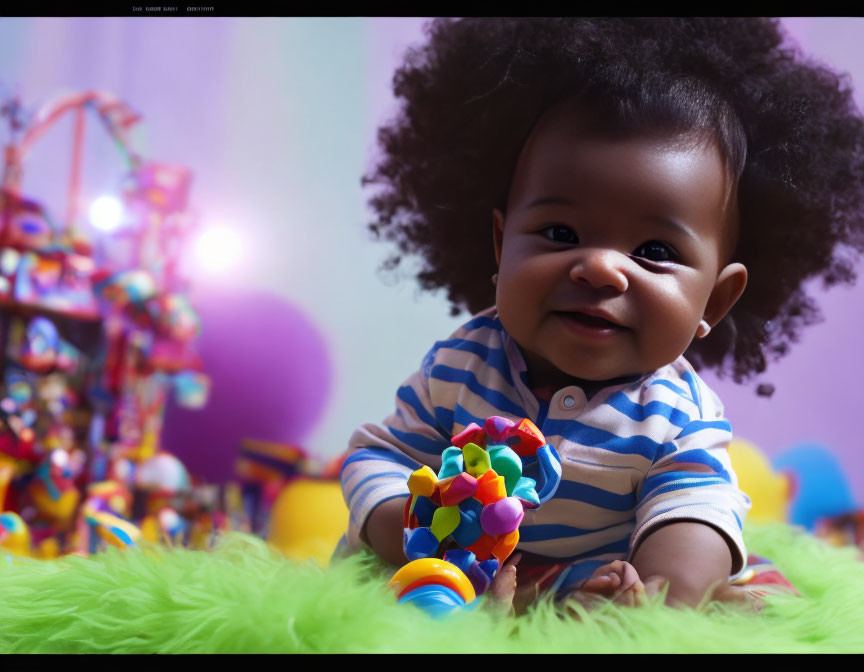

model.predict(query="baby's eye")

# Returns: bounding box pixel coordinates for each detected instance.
[541,225,578,244]
[632,240,677,263]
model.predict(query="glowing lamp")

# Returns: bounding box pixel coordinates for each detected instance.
[88,196,124,232]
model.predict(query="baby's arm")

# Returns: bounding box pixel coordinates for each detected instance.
[630,521,733,607]
[627,386,749,607]
[341,346,452,563]
[362,496,408,566]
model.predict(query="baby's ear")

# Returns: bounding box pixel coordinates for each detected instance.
[492,209,505,266]
[704,263,748,329]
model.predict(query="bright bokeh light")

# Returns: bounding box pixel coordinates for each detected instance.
[88,196,124,232]
[193,226,244,273]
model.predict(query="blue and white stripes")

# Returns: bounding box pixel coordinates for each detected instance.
[341,306,749,574]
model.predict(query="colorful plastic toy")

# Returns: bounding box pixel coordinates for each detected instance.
[773,443,858,531]
[389,416,562,617]
[139,506,186,544]
[84,508,141,550]
[28,449,82,528]
[727,438,792,523]
[84,480,133,519]
[0,511,32,556]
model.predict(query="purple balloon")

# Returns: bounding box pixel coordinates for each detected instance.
[161,288,332,483]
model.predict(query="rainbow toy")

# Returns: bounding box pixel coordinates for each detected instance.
[388,416,562,617]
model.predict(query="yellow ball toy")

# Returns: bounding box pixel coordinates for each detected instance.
[727,438,791,523]
[267,478,349,568]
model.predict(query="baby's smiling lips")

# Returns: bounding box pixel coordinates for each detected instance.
[556,308,627,336]
[558,306,625,329]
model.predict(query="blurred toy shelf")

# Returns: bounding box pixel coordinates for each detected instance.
[0,89,240,561]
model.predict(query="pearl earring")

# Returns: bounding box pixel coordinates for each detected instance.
[697,319,711,338]
[491,273,498,286]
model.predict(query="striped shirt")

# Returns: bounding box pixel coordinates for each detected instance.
[340,306,750,591]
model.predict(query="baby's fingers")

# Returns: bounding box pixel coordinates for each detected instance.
[504,552,522,570]
[581,572,622,595]
[615,562,642,593]
[583,560,640,594]
[612,580,646,607]
[643,575,668,600]
[486,553,520,615]
[710,582,766,612]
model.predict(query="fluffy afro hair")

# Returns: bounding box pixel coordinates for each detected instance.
[364,18,864,384]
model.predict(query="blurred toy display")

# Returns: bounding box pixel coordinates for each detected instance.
[235,438,308,537]
[814,510,864,559]
[774,445,864,558]
[729,438,864,559]
[0,90,221,559]
[0,90,356,565]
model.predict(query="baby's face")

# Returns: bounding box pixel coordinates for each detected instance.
[493,105,747,387]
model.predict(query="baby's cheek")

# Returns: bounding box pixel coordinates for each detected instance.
[638,334,688,373]
[639,303,697,361]
[495,305,536,348]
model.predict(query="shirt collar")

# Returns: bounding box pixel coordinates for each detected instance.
[494,309,649,405]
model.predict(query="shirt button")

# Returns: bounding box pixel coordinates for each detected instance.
[555,387,585,413]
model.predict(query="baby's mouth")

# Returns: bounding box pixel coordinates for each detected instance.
[555,311,626,331]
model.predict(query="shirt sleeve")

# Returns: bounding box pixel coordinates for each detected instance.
[340,345,453,550]
[629,404,750,575]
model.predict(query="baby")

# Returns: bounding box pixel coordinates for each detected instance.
[339,18,864,611]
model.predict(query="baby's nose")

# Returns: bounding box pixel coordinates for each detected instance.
[569,248,629,292]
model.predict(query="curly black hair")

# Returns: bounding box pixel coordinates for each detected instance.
[363,18,864,386]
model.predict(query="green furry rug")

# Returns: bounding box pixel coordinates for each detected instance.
[1,523,863,653]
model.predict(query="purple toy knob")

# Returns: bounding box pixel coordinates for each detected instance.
[479,496,524,536]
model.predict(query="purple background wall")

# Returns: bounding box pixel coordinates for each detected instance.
[1,18,863,499]
[704,19,864,501]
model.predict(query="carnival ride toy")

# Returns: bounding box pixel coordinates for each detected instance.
[0,90,215,560]
[387,415,562,617]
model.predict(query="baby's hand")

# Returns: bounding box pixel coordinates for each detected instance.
[565,560,666,609]
[485,552,521,614]
[580,560,644,607]
[707,582,767,612]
